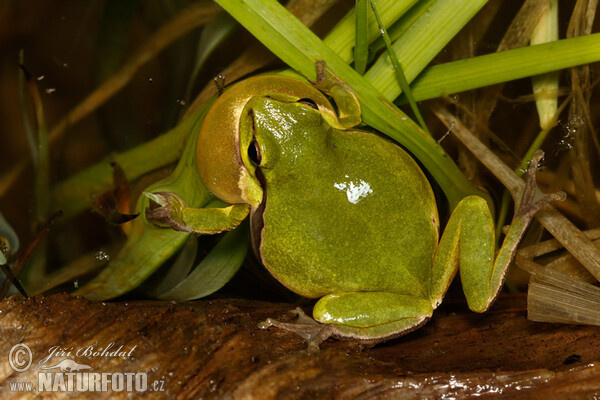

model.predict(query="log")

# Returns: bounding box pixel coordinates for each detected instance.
[1,293,599,399]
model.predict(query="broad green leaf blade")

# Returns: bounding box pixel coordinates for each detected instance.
[157,224,248,300]
[403,33,600,103]
[216,0,483,208]
[73,99,216,300]
[146,235,198,296]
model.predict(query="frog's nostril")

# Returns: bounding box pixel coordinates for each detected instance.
[297,98,318,110]
[248,139,262,165]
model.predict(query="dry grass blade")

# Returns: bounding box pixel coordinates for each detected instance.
[518,228,600,283]
[184,0,338,117]
[537,170,600,223]
[0,1,221,199]
[518,255,600,326]
[497,0,549,52]
[455,0,549,185]
[567,0,600,228]
[473,0,548,123]
[432,105,600,282]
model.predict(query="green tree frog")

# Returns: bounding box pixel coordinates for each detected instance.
[146,73,563,349]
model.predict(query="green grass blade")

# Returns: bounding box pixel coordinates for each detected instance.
[368,0,436,62]
[216,0,484,208]
[353,0,369,74]
[365,0,487,100]
[404,33,600,102]
[369,0,429,134]
[324,0,418,64]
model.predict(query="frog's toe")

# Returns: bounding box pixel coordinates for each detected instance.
[515,150,566,220]
[259,307,335,352]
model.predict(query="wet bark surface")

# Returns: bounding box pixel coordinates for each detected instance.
[0,293,599,399]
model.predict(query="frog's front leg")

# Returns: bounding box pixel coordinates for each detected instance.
[145,192,249,234]
[430,150,566,312]
[260,293,433,351]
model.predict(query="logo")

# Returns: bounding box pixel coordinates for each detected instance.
[7,342,165,393]
[40,359,91,372]
[8,343,32,372]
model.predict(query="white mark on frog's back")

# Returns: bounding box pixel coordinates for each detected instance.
[333,175,373,204]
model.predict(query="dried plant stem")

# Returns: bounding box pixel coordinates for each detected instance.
[432,105,600,282]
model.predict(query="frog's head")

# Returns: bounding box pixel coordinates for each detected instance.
[197,74,341,208]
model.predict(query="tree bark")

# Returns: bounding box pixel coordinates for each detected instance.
[1,293,599,399]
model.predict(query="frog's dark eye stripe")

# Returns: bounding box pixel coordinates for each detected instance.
[297,98,318,109]
[248,138,262,165]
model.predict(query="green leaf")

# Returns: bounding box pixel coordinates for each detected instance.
[156,224,248,300]
[73,98,217,300]
[146,235,198,296]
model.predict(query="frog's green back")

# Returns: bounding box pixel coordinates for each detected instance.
[253,98,439,300]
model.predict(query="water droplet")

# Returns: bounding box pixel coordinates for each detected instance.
[45,88,56,94]
[95,250,110,262]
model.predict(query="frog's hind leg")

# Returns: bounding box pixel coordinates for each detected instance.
[260,292,432,350]
[314,292,433,341]
[429,151,565,313]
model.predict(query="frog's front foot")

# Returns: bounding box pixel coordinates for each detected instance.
[145,192,190,232]
[515,150,566,221]
[259,308,336,353]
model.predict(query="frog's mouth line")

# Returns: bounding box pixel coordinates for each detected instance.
[249,160,268,263]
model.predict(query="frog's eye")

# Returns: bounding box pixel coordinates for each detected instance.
[297,98,318,109]
[248,138,262,165]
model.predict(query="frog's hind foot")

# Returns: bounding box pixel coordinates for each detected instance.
[515,150,566,221]
[259,308,336,353]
